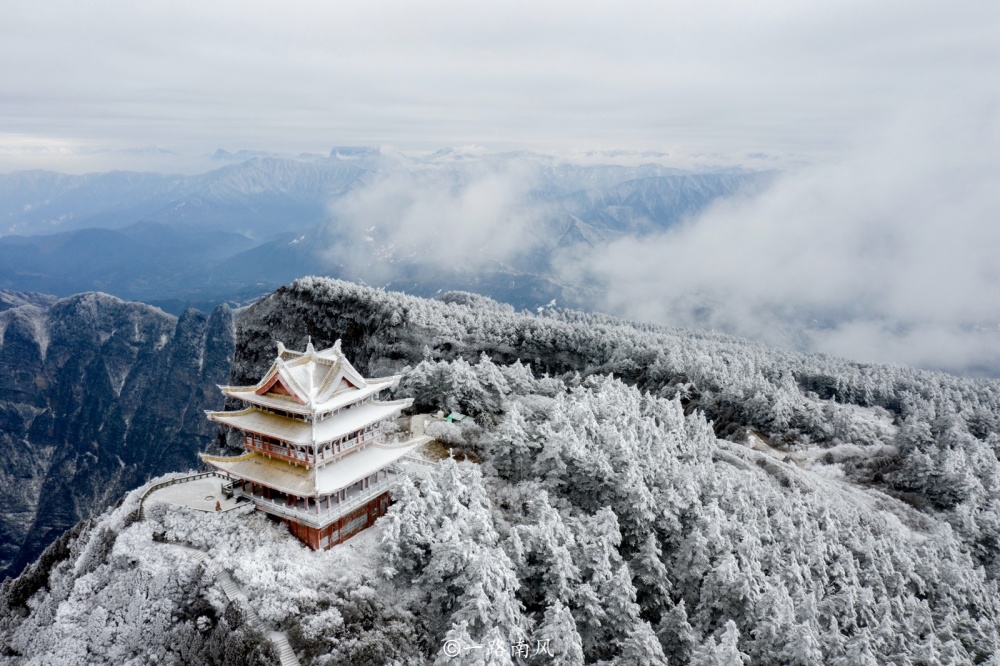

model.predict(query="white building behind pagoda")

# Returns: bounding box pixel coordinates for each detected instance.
[200,339,428,549]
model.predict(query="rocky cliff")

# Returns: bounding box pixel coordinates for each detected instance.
[0,292,236,579]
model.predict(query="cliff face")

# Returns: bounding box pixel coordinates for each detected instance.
[0,292,236,579]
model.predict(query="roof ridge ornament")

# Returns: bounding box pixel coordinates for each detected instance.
[306,335,315,354]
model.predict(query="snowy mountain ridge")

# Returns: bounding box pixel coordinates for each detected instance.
[3,277,997,664]
[0,152,765,239]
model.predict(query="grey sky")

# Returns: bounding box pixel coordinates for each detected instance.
[1,0,996,172]
[567,99,1000,374]
[1,0,997,375]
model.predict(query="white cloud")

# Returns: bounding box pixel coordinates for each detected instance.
[324,156,545,282]
[1,0,997,375]
[1,0,995,167]
[572,96,1000,374]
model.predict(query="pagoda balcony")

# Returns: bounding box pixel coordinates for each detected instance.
[232,465,405,529]
[244,429,380,468]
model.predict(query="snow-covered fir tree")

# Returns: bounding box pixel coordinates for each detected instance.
[2,277,999,664]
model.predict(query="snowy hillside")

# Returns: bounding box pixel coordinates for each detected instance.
[2,277,999,664]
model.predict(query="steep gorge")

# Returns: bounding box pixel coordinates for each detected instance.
[0,291,236,579]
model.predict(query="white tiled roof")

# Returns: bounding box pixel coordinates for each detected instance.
[242,339,399,414]
[201,436,431,496]
[221,376,399,416]
[207,398,414,446]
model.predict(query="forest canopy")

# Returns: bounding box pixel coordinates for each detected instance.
[3,277,998,664]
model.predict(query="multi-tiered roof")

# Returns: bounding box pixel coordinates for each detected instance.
[200,340,426,546]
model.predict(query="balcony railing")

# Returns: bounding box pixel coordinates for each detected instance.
[245,429,380,468]
[233,466,404,529]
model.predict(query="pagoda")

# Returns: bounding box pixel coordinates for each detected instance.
[200,339,426,550]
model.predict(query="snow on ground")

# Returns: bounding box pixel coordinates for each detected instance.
[725,437,938,542]
[145,477,241,512]
[134,472,411,630]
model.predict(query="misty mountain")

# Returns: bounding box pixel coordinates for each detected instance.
[0,153,771,314]
[145,157,366,238]
[2,277,998,664]
[0,292,236,580]
[0,222,257,308]
[0,169,185,236]
[557,173,766,235]
[0,156,366,239]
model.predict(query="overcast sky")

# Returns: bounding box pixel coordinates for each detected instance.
[569,103,1000,375]
[1,1,997,375]
[1,0,996,172]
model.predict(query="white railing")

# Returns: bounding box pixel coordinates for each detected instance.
[249,430,382,467]
[138,471,234,520]
[234,468,403,528]
[400,453,440,470]
[315,430,379,465]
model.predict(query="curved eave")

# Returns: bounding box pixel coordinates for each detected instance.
[220,375,404,417]
[200,451,317,496]
[206,398,414,447]
[199,435,429,497]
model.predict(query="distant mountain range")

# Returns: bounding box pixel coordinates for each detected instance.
[0,151,771,313]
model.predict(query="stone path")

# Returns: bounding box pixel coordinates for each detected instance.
[269,631,300,666]
[158,541,301,666]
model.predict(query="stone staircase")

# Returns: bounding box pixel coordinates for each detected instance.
[269,631,300,666]
[157,542,301,665]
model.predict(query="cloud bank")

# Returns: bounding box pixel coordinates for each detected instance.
[324,156,546,283]
[571,101,1000,375]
